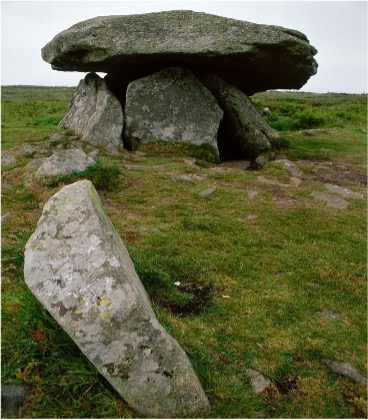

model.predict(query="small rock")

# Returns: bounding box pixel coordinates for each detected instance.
[199,187,216,198]
[303,129,328,136]
[246,188,259,199]
[1,152,16,166]
[1,212,11,223]
[35,149,96,178]
[317,310,341,320]
[175,175,195,183]
[1,383,30,418]
[310,191,349,209]
[255,155,269,168]
[247,214,258,221]
[25,158,48,169]
[262,107,272,116]
[245,369,271,394]
[50,133,63,142]
[13,143,37,156]
[323,359,367,384]
[324,183,363,199]
[274,159,302,178]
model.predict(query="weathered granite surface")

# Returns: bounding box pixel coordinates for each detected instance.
[41,10,318,95]
[59,72,124,149]
[24,180,209,417]
[199,74,277,159]
[124,67,223,152]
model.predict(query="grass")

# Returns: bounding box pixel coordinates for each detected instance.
[1,87,367,418]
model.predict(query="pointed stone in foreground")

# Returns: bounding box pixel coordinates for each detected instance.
[24,180,209,418]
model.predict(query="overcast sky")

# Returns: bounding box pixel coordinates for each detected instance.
[1,1,367,93]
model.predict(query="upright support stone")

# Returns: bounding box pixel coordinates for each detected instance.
[199,74,279,159]
[24,180,209,418]
[124,67,223,153]
[59,72,124,149]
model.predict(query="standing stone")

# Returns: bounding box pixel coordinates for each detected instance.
[124,67,223,152]
[59,72,124,149]
[199,74,278,159]
[24,180,209,418]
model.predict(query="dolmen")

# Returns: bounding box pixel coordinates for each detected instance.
[42,10,318,160]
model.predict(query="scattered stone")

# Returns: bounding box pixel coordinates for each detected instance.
[1,383,30,418]
[324,183,363,199]
[175,175,195,183]
[274,159,302,178]
[199,74,276,159]
[69,140,83,149]
[323,359,367,384]
[88,150,100,158]
[246,188,260,199]
[255,155,269,168]
[183,158,201,171]
[310,191,349,209]
[38,149,51,156]
[24,180,209,418]
[1,212,11,223]
[13,143,37,156]
[317,310,341,320]
[258,176,302,188]
[42,11,317,95]
[59,72,124,149]
[199,187,217,198]
[124,67,223,153]
[35,149,95,178]
[1,152,16,166]
[25,158,48,169]
[246,214,258,221]
[303,129,327,136]
[49,133,63,142]
[245,369,271,394]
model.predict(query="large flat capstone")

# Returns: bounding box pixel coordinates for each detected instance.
[41,10,318,95]
[24,180,209,418]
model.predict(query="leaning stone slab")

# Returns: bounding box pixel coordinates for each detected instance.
[199,74,277,159]
[24,180,209,418]
[35,149,95,178]
[59,72,124,149]
[124,67,223,152]
[41,10,318,95]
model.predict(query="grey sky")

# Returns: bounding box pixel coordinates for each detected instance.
[1,1,367,93]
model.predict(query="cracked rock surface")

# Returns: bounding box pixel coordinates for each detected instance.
[24,180,209,418]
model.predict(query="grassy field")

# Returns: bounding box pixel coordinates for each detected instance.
[1,86,367,418]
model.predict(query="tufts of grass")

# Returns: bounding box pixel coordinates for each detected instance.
[45,161,124,191]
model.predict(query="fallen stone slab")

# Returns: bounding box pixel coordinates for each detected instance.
[199,74,276,159]
[310,191,349,209]
[324,183,364,199]
[35,149,95,178]
[124,67,223,152]
[59,72,124,149]
[323,359,367,384]
[245,369,271,394]
[41,10,318,95]
[24,180,209,418]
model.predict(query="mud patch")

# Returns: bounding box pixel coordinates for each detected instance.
[162,282,213,317]
[274,374,299,395]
